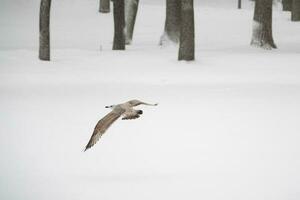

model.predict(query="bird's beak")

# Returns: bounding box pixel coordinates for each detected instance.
[105,106,109,108]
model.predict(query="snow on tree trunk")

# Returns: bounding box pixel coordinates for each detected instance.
[282,0,292,11]
[125,0,139,45]
[39,0,51,61]
[160,0,181,45]
[113,0,125,50]
[178,0,194,61]
[292,0,300,21]
[100,0,110,13]
[251,0,277,50]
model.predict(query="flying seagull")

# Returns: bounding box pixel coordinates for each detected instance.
[84,99,158,151]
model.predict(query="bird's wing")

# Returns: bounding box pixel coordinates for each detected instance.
[85,109,124,151]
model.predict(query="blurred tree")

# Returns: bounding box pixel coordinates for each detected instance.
[238,0,242,9]
[125,0,139,44]
[113,0,125,50]
[160,0,181,45]
[251,0,276,49]
[39,0,51,61]
[178,0,194,61]
[99,0,110,13]
[292,0,300,21]
[282,0,292,11]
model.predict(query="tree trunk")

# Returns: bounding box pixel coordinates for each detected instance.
[178,0,194,61]
[39,0,51,61]
[238,0,242,9]
[160,0,181,45]
[125,0,139,45]
[282,0,292,11]
[292,0,300,21]
[251,0,277,49]
[99,0,110,13]
[113,0,125,50]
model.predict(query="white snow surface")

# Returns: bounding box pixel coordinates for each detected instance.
[1,0,300,200]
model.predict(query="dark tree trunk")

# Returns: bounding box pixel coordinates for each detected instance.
[125,0,139,45]
[113,0,125,50]
[160,0,181,45]
[178,0,194,61]
[99,0,110,13]
[282,0,292,11]
[39,0,51,61]
[251,0,276,49]
[292,0,300,21]
[238,0,242,9]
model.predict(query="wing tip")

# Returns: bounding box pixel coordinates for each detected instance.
[84,144,91,152]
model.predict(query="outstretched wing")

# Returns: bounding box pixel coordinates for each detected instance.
[85,109,124,151]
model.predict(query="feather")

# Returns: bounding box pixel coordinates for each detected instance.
[122,109,142,120]
[84,109,124,151]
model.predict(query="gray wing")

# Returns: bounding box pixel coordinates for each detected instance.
[85,109,124,151]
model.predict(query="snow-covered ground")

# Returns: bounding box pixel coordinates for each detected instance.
[1,0,300,200]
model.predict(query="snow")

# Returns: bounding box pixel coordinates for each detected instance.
[1,0,300,200]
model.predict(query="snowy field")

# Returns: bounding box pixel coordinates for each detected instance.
[1,0,300,200]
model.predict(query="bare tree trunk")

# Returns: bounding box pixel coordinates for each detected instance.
[251,0,277,49]
[292,0,300,21]
[282,0,292,11]
[99,0,110,13]
[178,0,194,61]
[238,0,242,9]
[39,0,51,61]
[113,0,125,50]
[160,0,181,45]
[125,0,139,45]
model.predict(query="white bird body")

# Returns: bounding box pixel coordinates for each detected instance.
[84,100,157,151]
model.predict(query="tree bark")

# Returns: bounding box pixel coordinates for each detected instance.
[292,0,300,21]
[282,0,292,11]
[39,0,51,61]
[238,0,242,9]
[178,0,194,61]
[99,0,110,13]
[251,0,276,49]
[113,0,125,50]
[125,0,139,45]
[160,0,181,45]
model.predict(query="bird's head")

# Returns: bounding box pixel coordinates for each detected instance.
[105,105,115,109]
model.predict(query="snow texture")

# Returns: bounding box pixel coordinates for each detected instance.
[1,0,300,200]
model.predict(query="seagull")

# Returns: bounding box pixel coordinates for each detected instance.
[84,99,158,151]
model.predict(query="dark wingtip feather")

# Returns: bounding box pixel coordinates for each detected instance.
[137,110,143,115]
[84,144,91,152]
